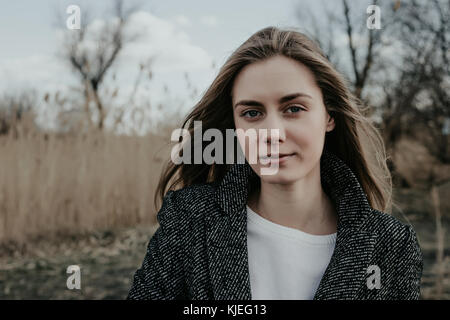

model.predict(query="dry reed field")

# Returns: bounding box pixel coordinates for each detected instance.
[0,111,173,245]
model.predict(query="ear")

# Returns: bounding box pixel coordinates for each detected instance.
[326,112,335,132]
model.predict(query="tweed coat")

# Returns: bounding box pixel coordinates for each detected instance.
[127,149,423,300]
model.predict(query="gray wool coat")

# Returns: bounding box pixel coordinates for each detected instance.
[127,149,423,300]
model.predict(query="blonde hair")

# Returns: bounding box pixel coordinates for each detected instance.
[155,26,392,213]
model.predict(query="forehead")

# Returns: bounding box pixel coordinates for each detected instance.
[232,55,321,102]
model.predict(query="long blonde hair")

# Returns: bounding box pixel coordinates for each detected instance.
[155,26,392,213]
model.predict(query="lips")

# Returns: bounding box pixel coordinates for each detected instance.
[260,152,296,159]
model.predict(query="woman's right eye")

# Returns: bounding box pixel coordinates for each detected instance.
[242,110,261,118]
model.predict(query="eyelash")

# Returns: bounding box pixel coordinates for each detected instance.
[241,105,305,119]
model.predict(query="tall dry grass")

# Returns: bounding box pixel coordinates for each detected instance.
[0,111,176,245]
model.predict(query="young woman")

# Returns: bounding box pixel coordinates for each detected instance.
[127,26,423,300]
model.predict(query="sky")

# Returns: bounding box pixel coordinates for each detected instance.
[0,0,339,133]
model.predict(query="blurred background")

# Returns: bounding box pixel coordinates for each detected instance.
[0,0,448,299]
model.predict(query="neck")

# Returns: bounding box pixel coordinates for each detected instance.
[247,162,337,235]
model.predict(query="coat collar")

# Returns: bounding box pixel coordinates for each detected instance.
[206,149,377,300]
[214,149,372,229]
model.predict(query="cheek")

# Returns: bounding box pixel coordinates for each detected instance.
[288,119,327,158]
[290,123,320,147]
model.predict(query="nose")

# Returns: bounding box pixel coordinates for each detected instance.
[261,114,286,145]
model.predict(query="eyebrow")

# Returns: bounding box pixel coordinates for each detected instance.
[233,92,313,109]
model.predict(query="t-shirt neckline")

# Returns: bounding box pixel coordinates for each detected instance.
[246,204,337,245]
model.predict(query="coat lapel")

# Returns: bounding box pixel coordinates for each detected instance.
[206,206,251,300]
[207,149,376,300]
[312,226,377,299]
[206,159,255,300]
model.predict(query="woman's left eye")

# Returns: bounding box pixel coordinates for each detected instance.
[286,105,305,113]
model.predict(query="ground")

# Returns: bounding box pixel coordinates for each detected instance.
[0,225,157,299]
[0,210,449,299]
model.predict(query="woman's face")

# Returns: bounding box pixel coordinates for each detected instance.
[231,54,335,184]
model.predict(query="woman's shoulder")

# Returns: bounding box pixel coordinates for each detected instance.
[366,208,423,286]
[157,182,217,227]
[365,208,421,253]
[167,182,217,208]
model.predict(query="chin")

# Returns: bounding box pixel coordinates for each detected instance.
[257,167,301,185]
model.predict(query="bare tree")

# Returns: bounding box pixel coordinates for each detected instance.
[295,0,399,100]
[294,0,341,66]
[342,0,377,98]
[296,0,449,159]
[379,0,450,161]
[59,0,141,130]
[0,91,37,137]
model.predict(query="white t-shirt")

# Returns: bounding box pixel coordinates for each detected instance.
[246,204,337,300]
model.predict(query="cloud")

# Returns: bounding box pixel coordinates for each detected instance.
[121,11,213,72]
[199,15,219,27]
[0,54,76,94]
[172,14,192,27]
